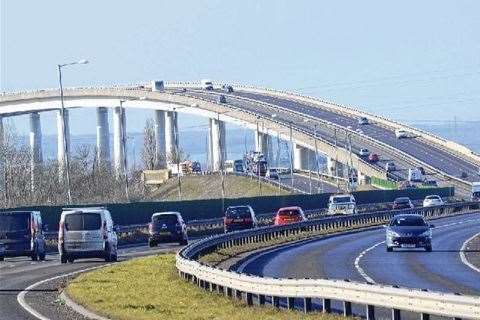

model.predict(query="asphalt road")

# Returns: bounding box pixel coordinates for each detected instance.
[0,244,181,320]
[238,213,480,296]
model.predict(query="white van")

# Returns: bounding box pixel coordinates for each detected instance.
[395,129,409,139]
[408,168,423,182]
[58,207,118,263]
[201,79,214,90]
[328,194,357,215]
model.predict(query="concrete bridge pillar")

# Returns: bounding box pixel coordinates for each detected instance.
[0,116,4,194]
[293,143,310,170]
[154,110,167,169]
[255,131,273,162]
[29,112,43,165]
[96,107,110,166]
[165,111,178,164]
[209,118,226,171]
[56,109,71,180]
[327,156,340,176]
[113,106,126,177]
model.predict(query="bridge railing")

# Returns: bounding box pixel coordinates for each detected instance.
[176,202,480,319]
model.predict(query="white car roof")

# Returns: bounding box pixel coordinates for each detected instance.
[152,211,181,217]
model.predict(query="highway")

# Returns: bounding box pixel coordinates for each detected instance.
[237,213,480,296]
[277,173,340,194]
[0,244,181,320]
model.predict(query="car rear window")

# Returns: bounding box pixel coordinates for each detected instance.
[153,214,178,225]
[0,213,30,232]
[332,196,352,203]
[391,217,426,227]
[278,209,301,217]
[395,198,410,203]
[426,195,439,200]
[226,207,251,219]
[65,213,102,231]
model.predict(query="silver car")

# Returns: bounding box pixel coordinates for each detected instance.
[58,207,118,263]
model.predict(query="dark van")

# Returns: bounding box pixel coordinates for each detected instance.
[0,211,46,261]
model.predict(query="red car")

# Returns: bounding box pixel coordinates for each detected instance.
[368,153,379,163]
[274,206,307,225]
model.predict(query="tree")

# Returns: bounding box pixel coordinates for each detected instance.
[141,119,157,170]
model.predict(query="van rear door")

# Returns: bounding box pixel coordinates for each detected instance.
[64,212,103,251]
[0,212,31,253]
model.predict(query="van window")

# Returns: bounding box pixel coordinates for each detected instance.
[65,213,102,231]
[0,213,30,232]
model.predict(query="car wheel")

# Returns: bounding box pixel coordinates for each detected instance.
[148,240,157,247]
[386,246,393,252]
[111,254,118,262]
[67,257,75,263]
[39,252,46,261]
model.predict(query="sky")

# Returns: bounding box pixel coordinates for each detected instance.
[1,0,479,137]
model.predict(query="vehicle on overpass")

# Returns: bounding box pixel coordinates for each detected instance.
[368,153,379,163]
[358,117,369,125]
[148,212,188,246]
[266,168,279,180]
[395,128,410,139]
[422,179,438,187]
[385,214,433,252]
[233,159,244,173]
[471,182,480,201]
[201,79,214,90]
[221,84,234,93]
[244,151,268,176]
[0,211,46,261]
[58,207,118,263]
[224,206,257,233]
[274,206,307,225]
[385,161,396,172]
[423,195,444,207]
[359,148,370,157]
[217,94,226,103]
[392,197,414,209]
[327,194,357,215]
[408,168,424,182]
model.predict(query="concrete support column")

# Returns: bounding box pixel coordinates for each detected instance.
[208,118,226,172]
[306,149,318,171]
[293,143,310,170]
[96,107,110,165]
[29,112,43,165]
[56,109,70,179]
[154,110,167,169]
[0,116,4,194]
[165,111,178,164]
[254,131,273,162]
[327,156,340,176]
[113,106,126,177]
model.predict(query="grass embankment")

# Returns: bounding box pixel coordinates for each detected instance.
[150,175,289,201]
[67,254,347,320]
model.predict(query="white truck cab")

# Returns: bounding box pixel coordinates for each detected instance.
[328,194,357,215]
[201,79,214,90]
[408,168,423,182]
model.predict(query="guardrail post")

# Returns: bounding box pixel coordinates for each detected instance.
[323,298,331,313]
[287,297,295,310]
[258,295,266,305]
[303,298,312,313]
[366,305,375,320]
[343,301,352,316]
[245,292,253,306]
[217,285,223,294]
[235,289,242,300]
[392,308,401,320]
[420,313,429,320]
[272,296,280,308]
[225,287,232,297]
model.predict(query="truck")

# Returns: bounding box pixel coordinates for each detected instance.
[408,168,423,182]
[201,79,214,90]
[243,152,267,177]
[472,182,480,201]
[327,194,357,215]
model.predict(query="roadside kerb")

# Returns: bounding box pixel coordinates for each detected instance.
[176,202,480,319]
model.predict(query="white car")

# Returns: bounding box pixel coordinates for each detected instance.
[359,148,370,157]
[328,194,357,215]
[395,129,409,139]
[423,195,444,207]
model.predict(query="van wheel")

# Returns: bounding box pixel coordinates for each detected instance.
[0,256,4,261]
[386,246,393,252]
[60,254,68,264]
[39,252,46,261]
[111,254,118,262]
[148,240,157,247]
[67,257,75,263]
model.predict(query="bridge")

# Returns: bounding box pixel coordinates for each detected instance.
[0,81,478,196]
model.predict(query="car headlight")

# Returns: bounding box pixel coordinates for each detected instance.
[387,230,400,237]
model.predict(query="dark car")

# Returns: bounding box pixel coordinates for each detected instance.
[392,197,415,210]
[148,212,188,246]
[222,85,234,93]
[224,206,257,233]
[385,214,433,252]
[218,94,227,103]
[368,153,379,163]
[0,211,46,261]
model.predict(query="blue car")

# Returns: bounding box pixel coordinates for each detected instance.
[385,214,433,252]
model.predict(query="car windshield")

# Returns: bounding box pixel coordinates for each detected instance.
[65,213,102,231]
[153,214,179,224]
[395,198,410,203]
[391,217,426,227]
[226,207,251,219]
[278,209,301,217]
[0,213,30,232]
[332,196,352,203]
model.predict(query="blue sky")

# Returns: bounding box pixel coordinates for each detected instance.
[1,0,479,136]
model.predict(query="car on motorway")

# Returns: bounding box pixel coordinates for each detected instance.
[392,197,415,210]
[385,161,396,172]
[224,206,257,233]
[148,212,188,246]
[266,168,279,180]
[274,206,307,225]
[218,94,227,103]
[201,79,214,90]
[422,179,438,187]
[359,148,370,157]
[0,211,46,261]
[368,153,379,163]
[358,117,369,125]
[471,182,480,201]
[58,207,118,263]
[385,214,433,252]
[222,84,233,93]
[423,195,444,207]
[327,194,357,215]
[408,168,424,182]
[395,128,409,139]
[355,128,364,134]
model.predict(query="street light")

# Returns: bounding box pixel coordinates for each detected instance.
[57,59,89,204]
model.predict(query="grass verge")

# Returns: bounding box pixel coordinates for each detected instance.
[67,254,349,320]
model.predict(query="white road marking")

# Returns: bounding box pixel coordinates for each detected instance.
[459,232,480,274]
[354,241,384,283]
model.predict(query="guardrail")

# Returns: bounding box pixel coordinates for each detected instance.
[176,202,480,319]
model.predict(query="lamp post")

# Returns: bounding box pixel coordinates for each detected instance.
[119,100,129,201]
[57,59,89,204]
